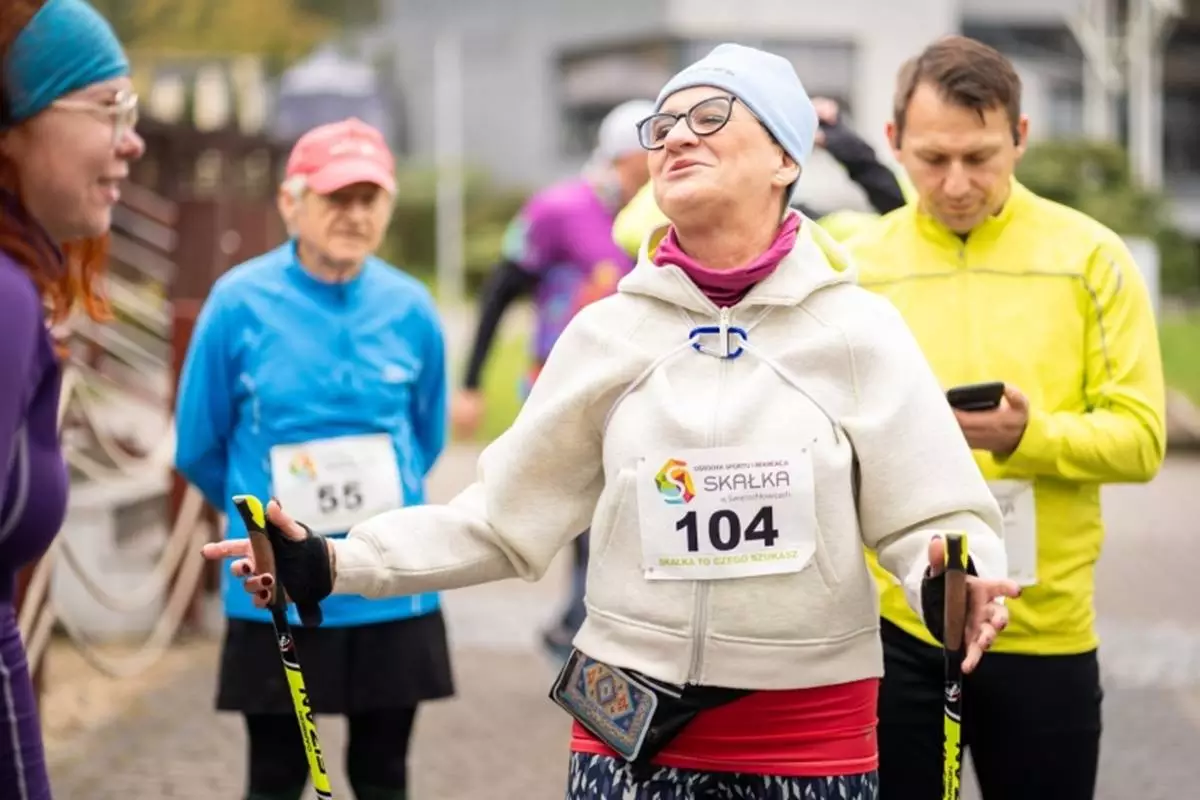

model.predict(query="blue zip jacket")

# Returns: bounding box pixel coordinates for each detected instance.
[174,242,447,627]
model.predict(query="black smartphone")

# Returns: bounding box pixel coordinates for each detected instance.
[946,381,1005,412]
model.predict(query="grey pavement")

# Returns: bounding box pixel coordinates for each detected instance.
[43,447,1200,799]
[45,444,577,800]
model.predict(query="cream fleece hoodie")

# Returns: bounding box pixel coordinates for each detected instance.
[333,213,1006,690]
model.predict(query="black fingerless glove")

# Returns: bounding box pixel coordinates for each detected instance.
[265,515,334,628]
[921,556,977,646]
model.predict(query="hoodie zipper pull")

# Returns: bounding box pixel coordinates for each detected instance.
[718,307,732,358]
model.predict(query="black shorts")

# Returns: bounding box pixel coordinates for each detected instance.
[215,609,455,716]
[877,619,1102,800]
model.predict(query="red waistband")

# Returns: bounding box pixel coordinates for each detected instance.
[570,678,879,777]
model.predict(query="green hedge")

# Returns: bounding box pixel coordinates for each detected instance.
[1015,141,1200,295]
[379,166,530,295]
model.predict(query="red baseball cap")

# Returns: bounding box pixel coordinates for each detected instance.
[285,118,396,195]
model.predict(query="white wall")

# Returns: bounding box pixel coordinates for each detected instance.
[381,0,670,187]
[1011,57,1054,140]
[960,0,1079,24]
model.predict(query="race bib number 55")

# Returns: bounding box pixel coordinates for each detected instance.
[270,433,403,536]
[635,446,817,581]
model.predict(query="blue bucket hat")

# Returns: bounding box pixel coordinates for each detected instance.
[655,43,818,205]
[3,0,129,126]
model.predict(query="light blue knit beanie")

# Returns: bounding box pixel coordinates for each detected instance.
[655,43,818,205]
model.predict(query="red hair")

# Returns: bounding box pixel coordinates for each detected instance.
[1,0,111,326]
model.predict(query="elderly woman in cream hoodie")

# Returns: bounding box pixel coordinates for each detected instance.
[205,43,1019,800]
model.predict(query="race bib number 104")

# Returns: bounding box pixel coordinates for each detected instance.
[635,446,817,581]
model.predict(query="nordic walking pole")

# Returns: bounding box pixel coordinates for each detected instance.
[233,495,334,800]
[942,532,968,800]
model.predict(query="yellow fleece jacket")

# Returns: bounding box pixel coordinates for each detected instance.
[848,179,1166,655]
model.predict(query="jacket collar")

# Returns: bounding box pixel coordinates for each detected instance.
[913,177,1034,250]
[283,240,373,301]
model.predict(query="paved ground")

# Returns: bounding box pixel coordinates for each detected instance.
[40,446,1200,799]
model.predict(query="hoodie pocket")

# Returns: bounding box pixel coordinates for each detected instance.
[589,468,635,569]
[812,522,840,592]
[585,466,694,631]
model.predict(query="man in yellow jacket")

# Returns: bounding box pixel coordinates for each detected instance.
[849,36,1166,800]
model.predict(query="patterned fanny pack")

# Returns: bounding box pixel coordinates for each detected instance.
[549,649,749,777]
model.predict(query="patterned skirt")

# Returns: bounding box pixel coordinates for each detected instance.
[565,753,880,800]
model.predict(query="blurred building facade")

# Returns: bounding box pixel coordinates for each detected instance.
[375,0,1199,234]
[271,45,398,146]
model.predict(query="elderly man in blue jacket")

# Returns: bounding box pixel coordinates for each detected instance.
[175,117,451,800]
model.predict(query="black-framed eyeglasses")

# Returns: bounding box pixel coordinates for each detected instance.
[636,95,736,151]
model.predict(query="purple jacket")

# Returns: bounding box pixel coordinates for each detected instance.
[0,247,68,800]
[0,249,68,600]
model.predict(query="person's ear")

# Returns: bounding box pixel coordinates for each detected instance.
[773,152,800,189]
[277,185,300,235]
[886,120,902,158]
[1013,114,1030,156]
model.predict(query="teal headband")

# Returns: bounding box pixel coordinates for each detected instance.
[3,0,129,125]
